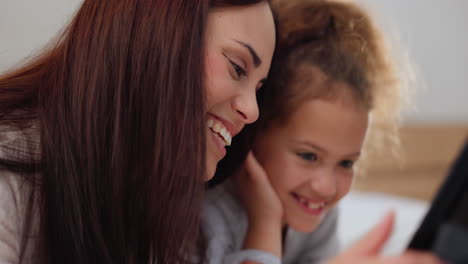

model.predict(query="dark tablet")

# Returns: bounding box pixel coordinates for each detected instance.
[407,138,468,263]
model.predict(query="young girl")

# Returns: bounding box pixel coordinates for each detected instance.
[203,0,443,263]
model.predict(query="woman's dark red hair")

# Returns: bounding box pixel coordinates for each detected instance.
[0,0,268,263]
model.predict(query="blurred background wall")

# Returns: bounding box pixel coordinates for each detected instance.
[357,0,468,124]
[1,0,467,200]
[353,0,467,200]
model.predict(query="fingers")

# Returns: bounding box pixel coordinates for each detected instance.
[382,250,446,264]
[347,210,396,256]
[329,211,446,264]
[244,151,267,182]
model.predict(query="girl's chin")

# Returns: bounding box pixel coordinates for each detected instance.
[285,215,322,233]
[290,223,321,233]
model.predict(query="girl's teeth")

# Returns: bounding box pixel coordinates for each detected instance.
[297,195,324,209]
[307,203,322,209]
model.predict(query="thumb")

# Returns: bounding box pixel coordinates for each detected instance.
[346,210,395,256]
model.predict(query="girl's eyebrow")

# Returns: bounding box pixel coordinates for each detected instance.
[294,140,327,153]
[293,139,361,157]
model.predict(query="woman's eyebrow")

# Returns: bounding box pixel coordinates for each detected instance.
[233,39,262,67]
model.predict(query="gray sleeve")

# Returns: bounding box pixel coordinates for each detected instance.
[205,231,281,264]
[202,198,281,264]
[294,208,340,264]
[223,250,280,264]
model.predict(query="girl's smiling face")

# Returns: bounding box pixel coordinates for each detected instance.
[253,84,369,232]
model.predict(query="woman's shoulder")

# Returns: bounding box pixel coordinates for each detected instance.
[0,123,39,263]
[0,168,29,263]
[0,121,40,160]
[0,169,26,216]
[0,123,37,214]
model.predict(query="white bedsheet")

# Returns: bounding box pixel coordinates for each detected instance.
[337,191,430,255]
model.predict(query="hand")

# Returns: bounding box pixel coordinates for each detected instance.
[233,151,284,226]
[234,151,284,257]
[328,211,446,264]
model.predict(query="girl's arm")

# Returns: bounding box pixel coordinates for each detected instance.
[242,218,283,258]
[202,192,282,264]
[234,152,284,260]
[202,152,284,264]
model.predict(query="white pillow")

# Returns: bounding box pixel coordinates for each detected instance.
[337,191,429,255]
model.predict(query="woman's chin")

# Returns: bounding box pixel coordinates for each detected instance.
[204,170,215,181]
[204,158,217,181]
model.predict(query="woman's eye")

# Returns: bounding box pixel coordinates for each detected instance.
[228,59,247,79]
[340,160,355,169]
[256,82,263,92]
[297,152,317,162]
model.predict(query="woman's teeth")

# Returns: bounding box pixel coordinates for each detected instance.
[207,118,232,146]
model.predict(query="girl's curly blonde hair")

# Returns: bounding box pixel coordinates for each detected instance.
[259,0,415,173]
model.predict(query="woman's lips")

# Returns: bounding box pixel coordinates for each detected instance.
[208,126,227,159]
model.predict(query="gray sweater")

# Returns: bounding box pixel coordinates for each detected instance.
[202,180,340,264]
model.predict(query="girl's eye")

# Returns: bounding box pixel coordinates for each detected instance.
[297,152,317,162]
[339,160,355,169]
[229,60,247,79]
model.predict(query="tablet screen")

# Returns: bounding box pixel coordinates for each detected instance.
[407,139,468,262]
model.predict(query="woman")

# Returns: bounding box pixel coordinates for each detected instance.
[0,0,275,263]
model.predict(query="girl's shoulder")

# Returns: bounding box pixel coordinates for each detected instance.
[203,180,248,241]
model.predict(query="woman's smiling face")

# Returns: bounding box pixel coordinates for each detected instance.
[203,2,276,180]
